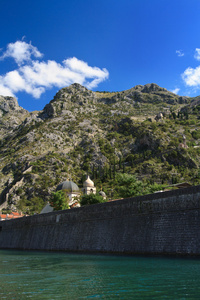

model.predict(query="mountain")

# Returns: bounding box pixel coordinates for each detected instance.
[0,83,199,214]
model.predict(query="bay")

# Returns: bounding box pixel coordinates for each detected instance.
[0,250,199,299]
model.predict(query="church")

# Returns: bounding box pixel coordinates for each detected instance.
[41,176,106,213]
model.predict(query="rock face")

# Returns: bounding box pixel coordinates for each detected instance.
[0,96,21,113]
[41,84,97,118]
[0,83,198,214]
[124,83,187,104]
[0,95,29,139]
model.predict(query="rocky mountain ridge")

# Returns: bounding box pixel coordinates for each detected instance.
[0,83,199,214]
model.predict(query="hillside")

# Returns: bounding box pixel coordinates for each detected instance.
[0,82,200,214]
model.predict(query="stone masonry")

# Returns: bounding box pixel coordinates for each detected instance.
[0,185,200,255]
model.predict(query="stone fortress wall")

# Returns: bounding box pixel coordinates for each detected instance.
[1,185,200,255]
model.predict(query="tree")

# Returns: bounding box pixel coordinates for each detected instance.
[115,173,164,198]
[50,190,69,210]
[119,156,122,170]
[172,112,176,120]
[113,158,116,179]
[123,163,125,173]
[29,196,44,214]
[92,164,95,178]
[109,164,112,179]
[80,194,106,206]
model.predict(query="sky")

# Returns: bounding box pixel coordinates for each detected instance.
[1,0,200,111]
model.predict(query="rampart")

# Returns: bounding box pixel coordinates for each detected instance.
[1,185,200,255]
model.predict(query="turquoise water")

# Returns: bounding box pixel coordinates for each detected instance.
[0,251,200,299]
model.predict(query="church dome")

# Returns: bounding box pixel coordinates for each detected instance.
[99,191,106,198]
[56,180,79,192]
[83,175,94,187]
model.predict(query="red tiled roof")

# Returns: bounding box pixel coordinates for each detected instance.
[0,211,24,220]
[0,214,7,219]
[11,212,23,216]
[6,215,14,219]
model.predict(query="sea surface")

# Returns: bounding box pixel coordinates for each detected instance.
[0,250,200,299]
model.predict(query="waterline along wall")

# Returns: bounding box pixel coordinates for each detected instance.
[1,185,200,255]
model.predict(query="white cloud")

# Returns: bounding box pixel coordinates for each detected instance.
[0,79,14,97]
[194,48,200,61]
[182,66,200,87]
[0,41,109,98]
[0,40,43,66]
[171,88,180,94]
[3,70,26,92]
[181,48,200,90]
[176,50,184,57]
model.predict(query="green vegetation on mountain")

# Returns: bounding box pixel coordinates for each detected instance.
[0,82,200,214]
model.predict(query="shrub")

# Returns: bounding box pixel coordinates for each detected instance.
[80,194,106,206]
[50,190,69,210]
[192,130,200,140]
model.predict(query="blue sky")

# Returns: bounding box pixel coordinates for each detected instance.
[1,0,200,111]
